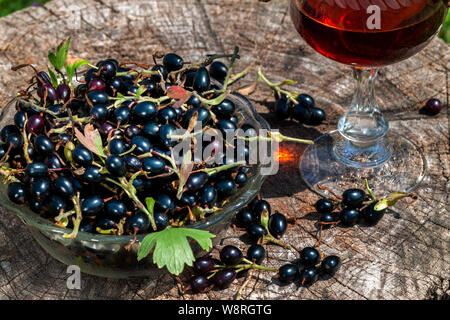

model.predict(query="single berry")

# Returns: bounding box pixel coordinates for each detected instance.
[361,202,386,226]
[162,53,184,72]
[299,266,319,286]
[314,198,334,213]
[268,212,288,238]
[209,61,228,82]
[298,93,315,108]
[193,67,211,93]
[185,171,209,192]
[193,257,216,275]
[7,182,26,204]
[425,98,443,115]
[106,155,126,177]
[190,275,210,293]
[235,208,255,228]
[320,256,341,276]
[247,223,268,241]
[342,188,365,209]
[278,264,299,283]
[339,208,360,227]
[307,107,326,125]
[25,162,48,177]
[247,244,265,264]
[81,196,104,217]
[252,199,271,218]
[212,269,236,289]
[300,247,320,266]
[220,245,243,266]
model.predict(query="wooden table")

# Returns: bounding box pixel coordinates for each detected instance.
[0,0,448,300]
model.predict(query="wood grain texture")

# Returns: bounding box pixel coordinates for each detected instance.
[0,0,448,300]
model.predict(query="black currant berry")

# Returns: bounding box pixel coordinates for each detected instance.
[342,188,365,209]
[299,266,319,286]
[190,275,210,293]
[7,182,26,204]
[193,257,216,275]
[25,162,48,177]
[235,208,255,228]
[278,264,299,283]
[314,198,334,213]
[199,184,217,207]
[209,61,228,83]
[361,202,385,226]
[299,247,320,267]
[105,200,127,221]
[106,155,126,177]
[268,212,287,238]
[247,223,268,241]
[185,172,209,192]
[339,208,360,227]
[127,211,150,234]
[162,53,184,72]
[247,244,265,264]
[213,269,236,289]
[72,145,93,167]
[220,245,243,266]
[81,195,104,217]
[54,176,75,198]
[319,256,341,276]
[193,67,210,93]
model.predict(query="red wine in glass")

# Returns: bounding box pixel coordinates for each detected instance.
[290,0,448,195]
[290,0,448,67]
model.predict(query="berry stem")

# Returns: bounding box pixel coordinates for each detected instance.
[257,68,299,104]
[63,193,83,239]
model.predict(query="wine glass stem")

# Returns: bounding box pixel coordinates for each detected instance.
[338,67,388,147]
[334,67,391,167]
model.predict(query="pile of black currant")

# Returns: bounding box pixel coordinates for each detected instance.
[2,47,309,239]
[273,92,326,126]
[187,244,275,293]
[277,247,341,286]
[315,188,388,230]
[234,196,289,246]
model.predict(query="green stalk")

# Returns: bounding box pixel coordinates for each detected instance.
[63,193,83,239]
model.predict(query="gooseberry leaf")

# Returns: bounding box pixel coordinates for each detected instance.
[386,192,406,207]
[167,86,191,109]
[47,67,59,89]
[374,199,388,211]
[48,37,71,71]
[65,54,90,83]
[74,124,106,158]
[177,150,193,199]
[137,227,215,275]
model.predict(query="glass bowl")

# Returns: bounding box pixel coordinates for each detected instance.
[0,91,271,279]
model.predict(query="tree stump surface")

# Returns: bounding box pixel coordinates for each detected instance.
[0,0,448,300]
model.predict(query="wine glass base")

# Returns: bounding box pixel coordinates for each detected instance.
[299,130,426,198]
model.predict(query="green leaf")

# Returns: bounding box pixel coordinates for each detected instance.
[48,52,58,70]
[374,199,388,211]
[137,227,215,275]
[47,67,59,88]
[385,192,406,207]
[56,37,70,71]
[48,37,71,71]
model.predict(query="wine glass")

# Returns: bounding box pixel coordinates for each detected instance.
[290,0,448,196]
